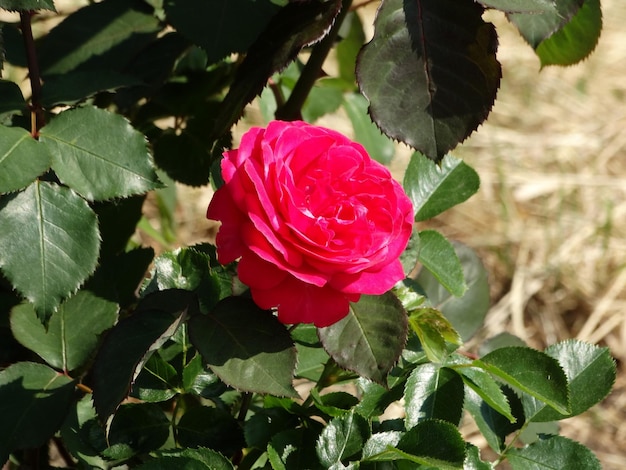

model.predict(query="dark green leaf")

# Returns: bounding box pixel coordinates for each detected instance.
[0,362,75,463]
[404,364,464,428]
[464,444,492,470]
[177,406,244,455]
[40,106,161,201]
[475,347,570,416]
[316,411,370,467]
[244,407,298,449]
[0,80,26,116]
[0,181,100,322]
[10,289,118,371]
[310,389,360,418]
[536,0,602,66]
[136,448,235,470]
[416,242,489,341]
[318,293,408,384]
[182,353,226,399]
[524,340,616,422]
[164,0,280,64]
[268,427,325,470]
[38,0,160,76]
[0,125,51,193]
[404,153,480,222]
[103,403,170,460]
[356,0,501,161]
[508,0,583,48]
[0,0,54,11]
[506,435,601,470]
[408,308,462,363]
[41,70,141,107]
[102,248,155,308]
[399,230,420,278]
[153,129,213,187]
[354,377,405,420]
[292,324,330,382]
[93,195,146,259]
[210,0,341,139]
[131,352,180,402]
[476,0,555,12]
[464,386,524,452]
[344,92,395,165]
[92,290,191,420]
[189,296,298,397]
[417,230,467,298]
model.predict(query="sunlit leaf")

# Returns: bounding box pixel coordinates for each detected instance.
[408,308,462,363]
[316,411,370,467]
[0,125,51,193]
[508,0,583,48]
[506,435,601,470]
[417,230,467,298]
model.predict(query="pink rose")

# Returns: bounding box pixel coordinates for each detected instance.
[207,120,413,327]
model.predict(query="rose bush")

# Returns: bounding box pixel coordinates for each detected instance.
[207,120,414,326]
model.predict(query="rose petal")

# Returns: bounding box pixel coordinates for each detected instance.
[206,187,247,264]
[330,259,405,295]
[237,250,288,290]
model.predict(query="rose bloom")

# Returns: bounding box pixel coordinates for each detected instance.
[207,120,413,327]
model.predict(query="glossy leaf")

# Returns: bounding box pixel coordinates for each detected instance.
[10,290,118,372]
[464,386,524,452]
[292,324,330,382]
[0,362,75,463]
[0,181,100,322]
[131,352,180,402]
[404,364,464,428]
[408,308,462,363]
[318,293,408,384]
[316,411,370,467]
[182,353,226,399]
[536,0,602,67]
[177,406,245,455]
[417,230,467,298]
[310,389,360,418]
[343,92,395,165]
[0,0,54,11]
[404,153,480,222]
[417,242,489,340]
[464,444,492,470]
[137,448,235,470]
[476,0,555,12]
[189,296,298,397]
[362,431,402,459]
[38,0,160,76]
[0,125,51,193]
[506,435,601,470]
[509,0,583,48]
[354,377,405,420]
[524,340,616,422]
[475,347,570,416]
[40,106,160,201]
[92,290,191,420]
[268,428,325,470]
[357,0,501,161]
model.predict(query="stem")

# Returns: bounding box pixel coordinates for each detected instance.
[237,392,253,423]
[20,11,45,137]
[275,0,353,121]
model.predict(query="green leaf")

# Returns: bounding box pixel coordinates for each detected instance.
[464,443,492,470]
[10,289,118,372]
[408,308,462,363]
[0,80,26,116]
[354,377,405,420]
[0,125,51,193]
[92,290,191,420]
[356,0,501,161]
[93,195,146,259]
[508,0,583,48]
[268,427,325,470]
[100,248,155,308]
[310,389,360,418]
[343,92,395,165]
[136,448,235,470]
[130,352,180,402]
[316,411,370,467]
[38,0,160,76]
[292,324,330,382]
[362,431,402,459]
[211,0,341,139]
[506,435,601,470]
[244,407,298,449]
[404,153,480,222]
[476,0,556,12]
[416,230,467,298]
[416,242,489,341]
[524,340,616,422]
[177,406,245,455]
[182,353,226,399]
[0,362,75,463]
[475,347,570,416]
[164,0,280,64]
[103,403,170,460]
[153,129,213,187]
[318,293,408,384]
[536,0,602,66]
[464,386,524,452]
[40,106,161,201]
[41,70,142,107]
[188,296,298,397]
[336,11,365,86]
[0,181,100,322]
[404,364,464,428]
[302,80,344,122]
[0,0,54,11]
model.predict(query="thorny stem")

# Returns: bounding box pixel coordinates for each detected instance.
[20,11,45,137]
[275,0,353,121]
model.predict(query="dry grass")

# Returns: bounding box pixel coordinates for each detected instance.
[165,1,626,467]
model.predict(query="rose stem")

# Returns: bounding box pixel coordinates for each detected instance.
[20,11,45,138]
[275,0,353,121]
